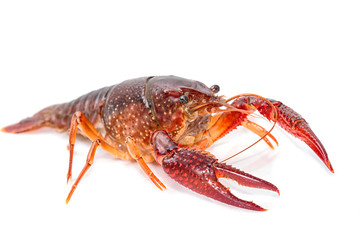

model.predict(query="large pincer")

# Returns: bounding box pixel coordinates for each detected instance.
[151,130,279,211]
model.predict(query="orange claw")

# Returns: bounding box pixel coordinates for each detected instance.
[152,130,279,211]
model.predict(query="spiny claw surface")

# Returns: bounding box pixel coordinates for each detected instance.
[232,97,334,173]
[269,100,333,173]
[152,130,279,211]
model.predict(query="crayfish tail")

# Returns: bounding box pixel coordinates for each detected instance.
[2,104,60,133]
[2,115,48,133]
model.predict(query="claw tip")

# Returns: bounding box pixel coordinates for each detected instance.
[322,157,334,173]
[327,162,335,174]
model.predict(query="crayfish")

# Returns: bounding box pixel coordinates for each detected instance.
[2,76,333,211]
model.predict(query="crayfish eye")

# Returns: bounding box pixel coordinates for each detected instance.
[179,95,189,104]
[210,84,220,93]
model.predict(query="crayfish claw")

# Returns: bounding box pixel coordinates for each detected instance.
[162,147,275,211]
[231,97,333,173]
[214,162,280,195]
[152,130,278,211]
[291,119,333,173]
[201,175,268,211]
[269,101,334,173]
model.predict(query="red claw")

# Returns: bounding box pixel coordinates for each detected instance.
[232,97,334,173]
[287,118,333,173]
[269,100,333,173]
[151,130,279,211]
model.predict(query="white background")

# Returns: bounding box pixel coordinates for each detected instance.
[0,1,359,239]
